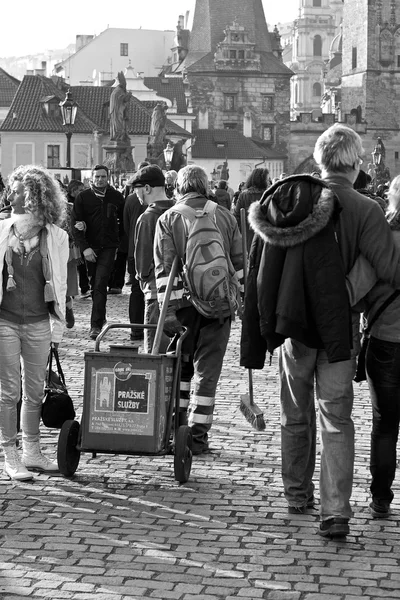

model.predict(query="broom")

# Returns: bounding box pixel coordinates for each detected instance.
[239,207,266,431]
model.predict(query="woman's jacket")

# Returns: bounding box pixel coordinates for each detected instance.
[240,175,352,368]
[0,220,68,343]
[347,212,400,343]
[234,187,266,252]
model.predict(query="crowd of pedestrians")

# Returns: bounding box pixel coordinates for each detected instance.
[0,123,399,540]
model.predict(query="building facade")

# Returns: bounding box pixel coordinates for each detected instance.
[54,28,176,86]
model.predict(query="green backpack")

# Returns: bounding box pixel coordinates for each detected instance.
[171,200,241,321]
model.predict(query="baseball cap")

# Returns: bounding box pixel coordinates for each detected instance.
[130,165,165,188]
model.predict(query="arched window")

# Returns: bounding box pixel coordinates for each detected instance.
[313,35,322,57]
[313,82,322,97]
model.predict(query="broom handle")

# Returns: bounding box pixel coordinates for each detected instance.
[152,255,179,355]
[240,207,255,407]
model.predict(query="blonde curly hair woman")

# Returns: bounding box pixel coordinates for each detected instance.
[0,165,68,481]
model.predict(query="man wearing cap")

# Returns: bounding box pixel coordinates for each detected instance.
[71,164,124,339]
[130,165,174,352]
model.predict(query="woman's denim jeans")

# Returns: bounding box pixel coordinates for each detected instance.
[279,339,356,520]
[366,336,400,506]
[0,318,50,446]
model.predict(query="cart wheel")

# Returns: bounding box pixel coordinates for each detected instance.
[57,419,81,477]
[174,425,193,483]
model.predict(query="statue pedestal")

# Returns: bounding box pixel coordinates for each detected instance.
[103,140,135,179]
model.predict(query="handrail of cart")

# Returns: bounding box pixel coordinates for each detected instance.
[94,322,155,352]
[94,323,189,355]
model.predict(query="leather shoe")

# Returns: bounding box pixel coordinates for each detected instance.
[89,326,101,340]
[318,517,349,538]
[108,288,122,294]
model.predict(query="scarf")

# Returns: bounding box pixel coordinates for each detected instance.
[90,182,107,199]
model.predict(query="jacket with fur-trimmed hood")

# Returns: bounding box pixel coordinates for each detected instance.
[240,174,352,367]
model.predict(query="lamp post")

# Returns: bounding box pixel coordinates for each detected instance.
[163,141,174,170]
[59,89,78,168]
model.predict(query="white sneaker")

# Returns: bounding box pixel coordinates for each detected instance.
[3,445,33,481]
[22,442,59,473]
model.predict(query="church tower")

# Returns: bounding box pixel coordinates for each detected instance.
[179,0,293,156]
[341,0,400,173]
[288,0,341,119]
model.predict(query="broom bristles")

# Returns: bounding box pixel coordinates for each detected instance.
[240,394,266,431]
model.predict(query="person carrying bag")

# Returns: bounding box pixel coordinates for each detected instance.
[42,346,75,429]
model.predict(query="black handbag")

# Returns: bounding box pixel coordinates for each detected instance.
[354,290,400,383]
[42,347,76,428]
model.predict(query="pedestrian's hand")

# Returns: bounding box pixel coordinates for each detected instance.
[163,313,183,337]
[74,220,86,231]
[83,248,97,262]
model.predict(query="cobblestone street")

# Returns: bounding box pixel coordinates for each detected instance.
[0,287,399,600]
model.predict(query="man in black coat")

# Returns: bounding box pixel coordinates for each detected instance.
[72,165,124,339]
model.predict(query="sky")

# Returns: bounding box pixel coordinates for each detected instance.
[0,0,299,58]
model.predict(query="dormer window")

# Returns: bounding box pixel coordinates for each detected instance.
[41,96,62,118]
[48,102,60,118]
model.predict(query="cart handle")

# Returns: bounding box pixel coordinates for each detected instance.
[94,323,156,352]
[94,322,189,356]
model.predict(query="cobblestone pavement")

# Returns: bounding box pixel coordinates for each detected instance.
[1,287,400,600]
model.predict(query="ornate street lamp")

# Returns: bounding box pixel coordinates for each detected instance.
[59,89,78,168]
[163,141,174,170]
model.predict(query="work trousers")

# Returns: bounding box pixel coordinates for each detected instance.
[176,305,231,451]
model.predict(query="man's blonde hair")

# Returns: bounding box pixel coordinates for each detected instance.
[313,124,364,173]
[176,165,209,197]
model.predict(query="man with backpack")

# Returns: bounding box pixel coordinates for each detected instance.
[154,165,243,455]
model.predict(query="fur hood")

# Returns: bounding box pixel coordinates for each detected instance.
[248,174,339,248]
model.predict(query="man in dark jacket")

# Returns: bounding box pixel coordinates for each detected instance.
[213,180,231,211]
[72,164,124,339]
[241,124,400,539]
[123,161,149,340]
[130,165,174,353]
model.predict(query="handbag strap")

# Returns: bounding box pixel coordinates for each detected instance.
[46,346,66,387]
[366,290,400,333]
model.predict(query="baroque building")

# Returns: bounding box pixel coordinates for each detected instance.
[164,0,293,184]
[286,0,343,120]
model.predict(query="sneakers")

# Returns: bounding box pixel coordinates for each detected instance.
[3,445,33,481]
[65,306,75,329]
[22,441,59,473]
[89,326,101,340]
[318,517,350,538]
[369,501,391,519]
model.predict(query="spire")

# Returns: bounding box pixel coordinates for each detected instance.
[188,0,272,56]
